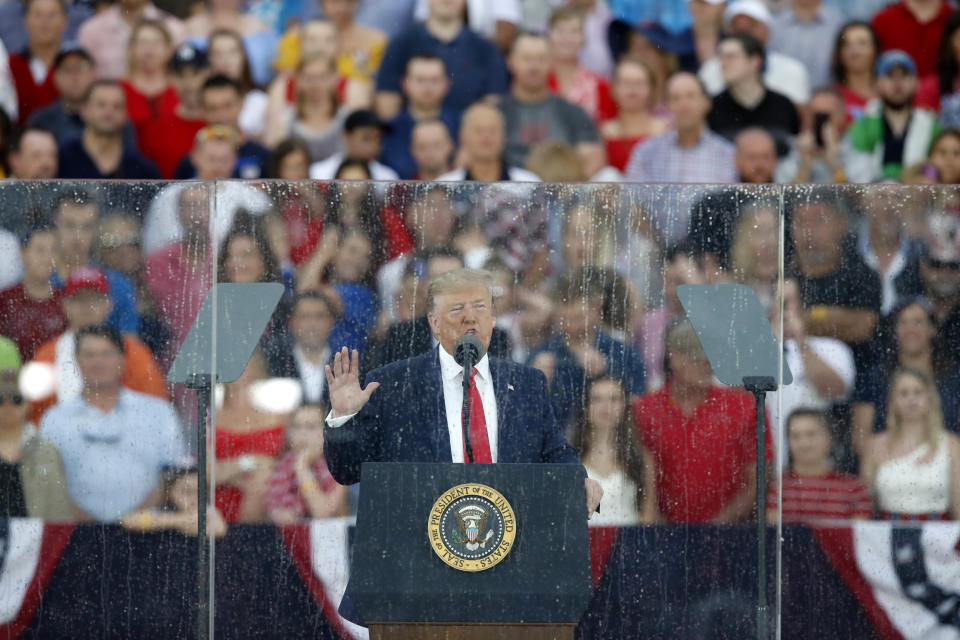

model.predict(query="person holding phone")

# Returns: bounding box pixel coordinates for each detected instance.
[793,87,848,183]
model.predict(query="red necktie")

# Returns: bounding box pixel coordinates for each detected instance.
[464,367,492,463]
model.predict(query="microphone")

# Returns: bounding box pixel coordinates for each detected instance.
[454,335,485,463]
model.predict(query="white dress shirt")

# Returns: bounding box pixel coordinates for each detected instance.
[326,345,499,462]
[294,344,330,403]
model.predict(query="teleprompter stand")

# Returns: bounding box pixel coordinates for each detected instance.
[343,462,593,639]
[167,282,283,640]
[678,283,793,640]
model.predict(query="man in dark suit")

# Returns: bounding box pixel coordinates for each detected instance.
[266,290,340,404]
[324,268,602,516]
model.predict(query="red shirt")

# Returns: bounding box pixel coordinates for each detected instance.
[138,111,206,178]
[265,450,338,519]
[767,471,874,524]
[119,80,179,147]
[0,284,67,361]
[547,69,617,124]
[8,52,58,125]
[632,384,772,523]
[214,425,286,522]
[605,136,647,172]
[872,1,952,79]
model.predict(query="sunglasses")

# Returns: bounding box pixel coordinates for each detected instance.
[0,393,24,405]
[925,258,960,270]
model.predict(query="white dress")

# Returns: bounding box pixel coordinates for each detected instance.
[875,434,951,515]
[585,465,640,526]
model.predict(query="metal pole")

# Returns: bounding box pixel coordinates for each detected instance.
[188,374,212,640]
[744,376,774,640]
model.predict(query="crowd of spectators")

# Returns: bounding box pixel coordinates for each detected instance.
[0,0,960,532]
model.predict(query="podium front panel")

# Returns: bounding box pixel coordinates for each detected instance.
[350,462,592,624]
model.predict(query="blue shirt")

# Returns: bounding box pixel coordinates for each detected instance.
[51,264,141,334]
[40,389,186,521]
[608,0,692,34]
[527,331,645,429]
[380,108,460,179]
[329,282,378,354]
[376,23,509,114]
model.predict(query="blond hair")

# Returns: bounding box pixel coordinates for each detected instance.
[885,368,945,454]
[426,268,493,313]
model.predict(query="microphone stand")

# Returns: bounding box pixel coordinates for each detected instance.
[461,353,475,463]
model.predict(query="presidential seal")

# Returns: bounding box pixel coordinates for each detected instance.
[427,483,517,572]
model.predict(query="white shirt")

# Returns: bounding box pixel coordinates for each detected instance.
[435,167,541,183]
[0,228,23,290]
[699,50,811,104]
[294,344,330,403]
[326,345,500,462]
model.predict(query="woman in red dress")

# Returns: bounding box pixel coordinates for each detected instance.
[601,57,668,172]
[120,19,179,143]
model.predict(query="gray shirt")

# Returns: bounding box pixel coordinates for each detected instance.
[499,94,601,169]
[40,389,186,521]
[770,5,845,89]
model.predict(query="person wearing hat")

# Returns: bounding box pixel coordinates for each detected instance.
[698,0,811,105]
[632,321,772,523]
[26,265,167,425]
[843,49,940,183]
[7,0,67,125]
[137,43,209,178]
[0,370,73,519]
[308,108,399,180]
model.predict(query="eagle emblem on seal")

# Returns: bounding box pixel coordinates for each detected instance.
[455,504,494,551]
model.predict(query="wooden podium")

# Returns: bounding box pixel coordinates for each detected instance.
[342,462,592,639]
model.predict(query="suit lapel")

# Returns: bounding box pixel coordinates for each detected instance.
[489,358,517,463]
[423,349,452,462]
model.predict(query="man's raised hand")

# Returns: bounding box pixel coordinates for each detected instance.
[325,347,380,418]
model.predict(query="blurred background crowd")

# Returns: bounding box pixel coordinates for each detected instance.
[0,0,960,536]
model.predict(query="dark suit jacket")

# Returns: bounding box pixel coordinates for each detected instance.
[324,348,579,485]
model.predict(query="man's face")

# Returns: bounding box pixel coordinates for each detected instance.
[718,39,758,86]
[554,297,600,342]
[509,36,551,94]
[10,130,58,178]
[344,126,382,161]
[177,185,211,237]
[402,59,448,110]
[461,107,504,163]
[791,202,846,273]
[406,189,455,248]
[735,132,777,183]
[56,202,98,260]
[76,334,124,390]
[63,291,112,329]
[191,138,237,179]
[301,20,337,58]
[428,0,465,22]
[21,231,56,282]
[411,122,453,175]
[54,54,96,104]
[201,86,243,127]
[666,73,710,131]
[172,67,209,108]
[81,85,127,135]
[427,284,495,355]
[290,297,335,350]
[877,67,917,109]
[25,0,66,48]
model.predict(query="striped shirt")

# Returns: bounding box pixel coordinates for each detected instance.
[767,472,874,523]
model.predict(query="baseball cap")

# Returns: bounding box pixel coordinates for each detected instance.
[65,265,110,297]
[876,50,917,76]
[344,109,389,133]
[723,0,772,30]
[170,43,208,72]
[53,42,93,70]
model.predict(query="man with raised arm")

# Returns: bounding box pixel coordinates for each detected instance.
[323,268,602,517]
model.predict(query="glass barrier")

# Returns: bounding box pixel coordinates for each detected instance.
[1,179,958,639]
